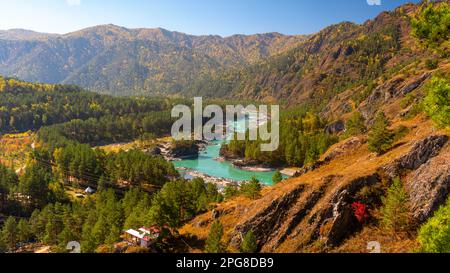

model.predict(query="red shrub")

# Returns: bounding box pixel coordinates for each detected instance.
[351,202,369,223]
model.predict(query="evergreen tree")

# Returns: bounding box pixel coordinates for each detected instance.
[241,230,258,253]
[411,2,450,49]
[97,176,108,192]
[18,161,52,209]
[124,195,151,229]
[223,184,239,200]
[272,171,283,184]
[205,220,224,253]
[29,209,46,242]
[0,164,18,212]
[206,183,223,203]
[380,178,411,232]
[17,219,32,243]
[1,217,17,251]
[43,203,64,245]
[0,236,6,253]
[345,111,366,137]
[240,177,262,200]
[368,112,394,155]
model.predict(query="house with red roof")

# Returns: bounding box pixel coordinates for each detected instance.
[125,226,161,248]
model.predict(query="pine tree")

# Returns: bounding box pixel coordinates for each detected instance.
[272,171,283,184]
[205,220,224,253]
[223,184,239,200]
[345,111,366,137]
[97,176,108,192]
[1,217,17,251]
[241,231,258,253]
[18,161,52,209]
[17,219,31,243]
[380,178,411,233]
[240,177,262,200]
[0,236,6,253]
[368,112,394,155]
[0,164,17,211]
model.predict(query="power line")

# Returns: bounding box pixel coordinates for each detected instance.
[32,156,163,190]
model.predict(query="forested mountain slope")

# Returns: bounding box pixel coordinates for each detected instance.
[0,76,171,134]
[191,3,447,110]
[0,25,307,96]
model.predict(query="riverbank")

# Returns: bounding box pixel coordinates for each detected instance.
[177,168,240,192]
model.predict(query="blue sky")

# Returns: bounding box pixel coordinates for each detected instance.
[0,0,419,36]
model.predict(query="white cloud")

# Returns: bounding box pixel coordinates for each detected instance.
[367,0,381,6]
[66,0,82,6]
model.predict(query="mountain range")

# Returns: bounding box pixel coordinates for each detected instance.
[0,3,432,110]
[0,25,307,96]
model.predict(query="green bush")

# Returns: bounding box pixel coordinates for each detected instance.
[223,184,240,200]
[418,197,450,253]
[411,3,450,49]
[423,76,450,128]
[400,93,415,109]
[425,58,439,70]
[393,125,410,142]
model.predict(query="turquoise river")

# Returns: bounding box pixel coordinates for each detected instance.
[172,117,284,185]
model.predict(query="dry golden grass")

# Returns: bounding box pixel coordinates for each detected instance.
[179,196,254,253]
[332,226,419,253]
[97,136,173,153]
[180,113,449,253]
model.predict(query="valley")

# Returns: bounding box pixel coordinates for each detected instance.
[0,1,449,255]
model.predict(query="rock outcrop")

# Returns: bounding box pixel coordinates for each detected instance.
[361,72,431,122]
[229,173,381,252]
[316,175,380,247]
[381,135,448,178]
[230,183,306,250]
[226,135,449,252]
[399,72,431,96]
[325,120,345,134]
[169,141,200,158]
[407,147,450,223]
[322,137,363,162]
